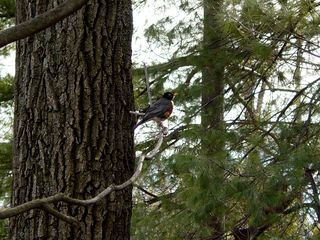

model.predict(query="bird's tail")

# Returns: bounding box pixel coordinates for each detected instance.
[133,123,139,130]
[133,119,146,131]
[133,121,141,131]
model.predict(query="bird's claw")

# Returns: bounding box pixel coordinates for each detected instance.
[162,127,168,135]
[156,121,168,135]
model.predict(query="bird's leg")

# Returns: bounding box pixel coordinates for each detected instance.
[156,120,168,135]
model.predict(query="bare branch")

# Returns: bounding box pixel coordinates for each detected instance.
[0,127,164,224]
[144,63,153,105]
[0,0,89,48]
[133,55,201,76]
[0,194,64,218]
[130,111,145,116]
[40,204,79,226]
[134,185,159,199]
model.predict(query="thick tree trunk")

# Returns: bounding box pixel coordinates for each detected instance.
[11,0,134,239]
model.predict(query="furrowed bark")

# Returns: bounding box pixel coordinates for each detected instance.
[11,0,134,239]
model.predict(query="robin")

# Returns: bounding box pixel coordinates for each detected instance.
[133,91,176,130]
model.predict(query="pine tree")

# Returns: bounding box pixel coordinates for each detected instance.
[132,0,320,239]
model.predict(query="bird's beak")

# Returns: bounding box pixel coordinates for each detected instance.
[173,92,178,96]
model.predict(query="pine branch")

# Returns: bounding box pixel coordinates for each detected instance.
[134,185,176,205]
[134,185,159,199]
[133,55,201,77]
[304,169,320,222]
[239,76,320,162]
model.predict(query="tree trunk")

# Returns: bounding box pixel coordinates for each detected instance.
[202,0,225,133]
[11,0,134,239]
[201,0,225,239]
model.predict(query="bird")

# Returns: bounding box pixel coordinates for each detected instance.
[133,91,176,130]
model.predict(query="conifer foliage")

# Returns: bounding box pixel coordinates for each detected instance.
[132,0,320,239]
[1,0,320,239]
[0,0,14,237]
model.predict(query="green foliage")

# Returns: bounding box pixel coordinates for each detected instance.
[0,219,8,239]
[0,142,11,212]
[0,99,12,239]
[132,0,320,238]
[0,142,11,238]
[0,2,14,238]
[0,0,15,18]
[0,0,15,55]
[0,74,13,103]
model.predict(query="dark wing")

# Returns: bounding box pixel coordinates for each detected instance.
[133,98,171,130]
[143,98,171,120]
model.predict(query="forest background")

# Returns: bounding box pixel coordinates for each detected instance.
[1,0,320,239]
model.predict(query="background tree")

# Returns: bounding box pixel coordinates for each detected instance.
[10,0,135,239]
[132,0,320,239]
[2,0,320,239]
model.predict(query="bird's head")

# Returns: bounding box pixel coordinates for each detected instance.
[162,91,177,100]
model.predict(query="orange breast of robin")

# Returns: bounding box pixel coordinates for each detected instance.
[162,104,173,119]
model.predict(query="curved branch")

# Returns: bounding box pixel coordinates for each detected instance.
[0,0,89,48]
[40,203,79,226]
[0,126,164,225]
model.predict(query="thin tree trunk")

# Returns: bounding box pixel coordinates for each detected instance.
[201,0,225,239]
[202,0,225,133]
[11,0,134,239]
